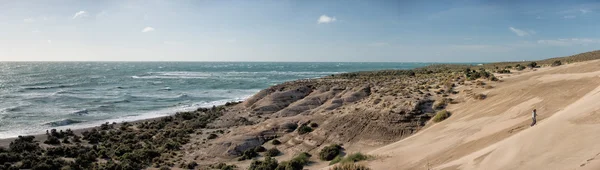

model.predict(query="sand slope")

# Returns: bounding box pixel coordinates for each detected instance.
[366,60,600,170]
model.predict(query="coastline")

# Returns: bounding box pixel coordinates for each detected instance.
[1,50,600,170]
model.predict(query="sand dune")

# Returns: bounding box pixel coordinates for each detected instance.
[365,60,600,170]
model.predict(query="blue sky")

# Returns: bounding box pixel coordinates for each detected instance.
[1,0,599,62]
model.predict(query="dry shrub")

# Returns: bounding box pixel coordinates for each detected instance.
[330,163,371,170]
[432,110,451,123]
[472,93,487,100]
[433,98,452,110]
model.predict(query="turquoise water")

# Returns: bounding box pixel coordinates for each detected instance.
[0,62,434,138]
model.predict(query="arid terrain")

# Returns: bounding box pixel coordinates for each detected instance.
[1,50,600,170]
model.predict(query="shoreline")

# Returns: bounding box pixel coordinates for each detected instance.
[0,98,247,147]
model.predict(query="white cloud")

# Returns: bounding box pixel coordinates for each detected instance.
[509,27,534,37]
[72,11,88,19]
[580,9,591,14]
[537,38,600,46]
[24,18,35,23]
[47,40,52,44]
[564,15,576,19]
[142,27,155,33]
[317,15,337,24]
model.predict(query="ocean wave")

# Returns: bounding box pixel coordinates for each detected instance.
[71,109,89,115]
[44,119,85,127]
[1,106,24,113]
[22,84,78,90]
[131,71,342,79]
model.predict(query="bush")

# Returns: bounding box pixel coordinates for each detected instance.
[433,98,451,110]
[515,64,526,71]
[527,62,538,68]
[329,155,343,165]
[254,146,267,152]
[552,60,562,66]
[340,153,369,164]
[211,163,237,170]
[432,110,451,123]
[497,69,510,74]
[297,125,313,135]
[186,162,198,169]
[207,133,218,139]
[265,148,281,157]
[238,149,259,161]
[248,157,278,170]
[44,136,61,145]
[310,122,319,128]
[272,139,282,145]
[329,163,371,170]
[319,144,342,161]
[291,152,311,165]
[472,93,487,100]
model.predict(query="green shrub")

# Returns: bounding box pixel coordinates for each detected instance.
[297,125,313,135]
[238,149,259,161]
[248,157,278,170]
[433,98,451,110]
[329,163,371,170]
[432,110,451,123]
[265,148,281,157]
[497,69,510,74]
[319,144,342,161]
[552,60,562,66]
[527,62,538,68]
[254,146,267,152]
[329,155,343,165]
[310,122,319,128]
[291,152,311,165]
[515,64,526,71]
[272,139,282,145]
[340,153,369,164]
[44,136,61,145]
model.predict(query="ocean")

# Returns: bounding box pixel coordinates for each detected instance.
[0,62,434,138]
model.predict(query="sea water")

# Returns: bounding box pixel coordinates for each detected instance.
[0,62,434,138]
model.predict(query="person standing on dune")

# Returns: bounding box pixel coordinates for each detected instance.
[531,109,537,126]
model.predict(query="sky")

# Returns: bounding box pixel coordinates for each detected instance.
[1,0,599,62]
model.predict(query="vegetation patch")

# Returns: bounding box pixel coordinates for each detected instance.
[238,148,259,161]
[254,146,267,152]
[432,110,451,123]
[329,155,344,165]
[272,139,282,145]
[552,60,562,66]
[248,157,279,170]
[433,98,452,110]
[340,153,370,164]
[265,148,281,157]
[472,93,487,100]
[210,163,238,170]
[297,125,313,135]
[320,144,343,161]
[329,163,372,170]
